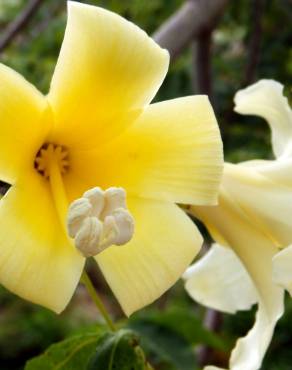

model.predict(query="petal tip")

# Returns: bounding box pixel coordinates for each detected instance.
[233,79,285,114]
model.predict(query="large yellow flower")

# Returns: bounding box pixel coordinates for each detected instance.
[184,79,292,370]
[0,2,223,315]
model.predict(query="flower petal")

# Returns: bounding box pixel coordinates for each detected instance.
[229,301,282,370]
[183,243,257,314]
[96,198,202,316]
[272,245,292,295]
[0,169,84,313]
[240,157,292,187]
[191,190,284,370]
[223,162,292,247]
[204,306,282,370]
[0,63,49,184]
[234,79,292,158]
[48,1,169,148]
[71,96,223,205]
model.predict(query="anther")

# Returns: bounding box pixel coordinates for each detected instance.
[67,187,135,257]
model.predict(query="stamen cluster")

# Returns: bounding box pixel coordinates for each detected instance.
[67,187,134,257]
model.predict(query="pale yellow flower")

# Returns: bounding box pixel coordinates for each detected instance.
[0,2,223,315]
[184,79,292,370]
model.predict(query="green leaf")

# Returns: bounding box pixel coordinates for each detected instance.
[128,319,196,370]
[130,306,226,350]
[25,327,107,370]
[127,306,227,370]
[87,329,147,370]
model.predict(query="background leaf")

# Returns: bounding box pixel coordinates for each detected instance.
[127,306,226,370]
[87,329,147,370]
[25,327,106,370]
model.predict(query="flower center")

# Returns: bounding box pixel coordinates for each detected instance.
[34,143,69,178]
[34,144,135,257]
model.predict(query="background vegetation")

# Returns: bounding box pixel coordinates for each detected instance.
[0,0,291,369]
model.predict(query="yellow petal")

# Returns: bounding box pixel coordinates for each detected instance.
[191,191,284,370]
[70,96,223,205]
[183,243,257,314]
[96,198,202,316]
[0,169,84,313]
[272,245,292,295]
[0,63,49,184]
[223,162,292,247]
[234,79,292,158]
[48,1,169,149]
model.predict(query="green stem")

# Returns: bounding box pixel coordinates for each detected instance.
[81,271,116,332]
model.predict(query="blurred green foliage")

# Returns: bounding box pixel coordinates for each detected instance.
[0,0,291,369]
[25,326,106,370]
[127,306,227,370]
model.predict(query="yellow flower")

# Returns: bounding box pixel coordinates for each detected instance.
[0,2,223,315]
[184,79,292,370]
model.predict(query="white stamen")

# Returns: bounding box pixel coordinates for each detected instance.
[109,208,135,245]
[75,217,103,257]
[83,187,105,217]
[101,187,126,218]
[67,187,135,257]
[99,215,120,250]
[67,198,92,238]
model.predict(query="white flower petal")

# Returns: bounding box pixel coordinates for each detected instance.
[203,302,284,370]
[223,162,292,247]
[183,243,257,314]
[234,79,292,158]
[272,245,292,295]
[190,187,284,370]
[230,300,283,370]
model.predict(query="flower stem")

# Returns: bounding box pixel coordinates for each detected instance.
[81,271,116,332]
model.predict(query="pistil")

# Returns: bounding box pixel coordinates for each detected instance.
[49,153,69,232]
[34,143,70,231]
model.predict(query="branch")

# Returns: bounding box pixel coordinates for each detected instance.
[197,309,223,367]
[193,29,213,97]
[0,0,44,52]
[153,0,229,61]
